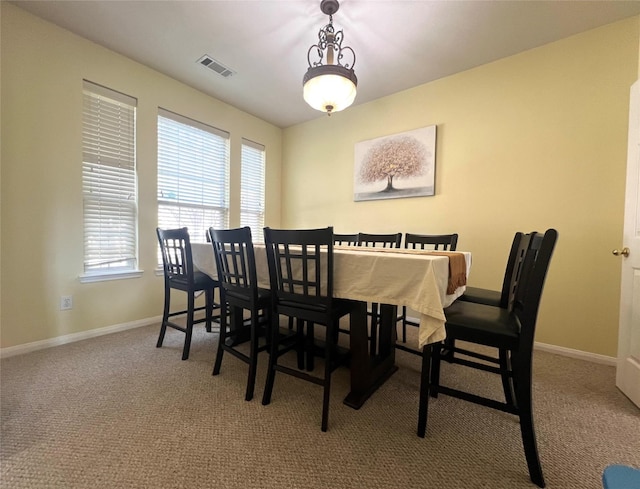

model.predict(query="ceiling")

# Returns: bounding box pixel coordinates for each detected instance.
[11,0,640,128]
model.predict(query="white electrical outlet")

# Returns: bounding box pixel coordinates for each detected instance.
[60,296,73,310]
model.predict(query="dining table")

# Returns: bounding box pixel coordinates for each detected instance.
[191,242,471,409]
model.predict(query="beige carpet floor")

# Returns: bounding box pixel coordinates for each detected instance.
[1,323,639,489]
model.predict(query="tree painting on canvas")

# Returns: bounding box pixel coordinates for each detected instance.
[354,125,436,201]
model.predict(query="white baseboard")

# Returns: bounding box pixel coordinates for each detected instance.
[0,316,161,359]
[534,341,616,366]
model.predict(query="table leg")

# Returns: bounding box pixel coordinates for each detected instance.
[344,301,398,409]
[224,305,252,346]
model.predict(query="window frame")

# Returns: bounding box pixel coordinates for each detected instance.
[80,80,141,283]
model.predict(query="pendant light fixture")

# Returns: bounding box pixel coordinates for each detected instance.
[303,0,357,115]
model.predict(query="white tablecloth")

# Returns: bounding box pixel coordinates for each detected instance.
[191,243,471,347]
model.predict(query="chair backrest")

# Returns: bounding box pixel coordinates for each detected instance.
[333,233,359,246]
[209,226,258,303]
[512,229,558,354]
[358,232,402,248]
[501,231,544,309]
[156,227,195,283]
[405,233,458,251]
[263,227,335,316]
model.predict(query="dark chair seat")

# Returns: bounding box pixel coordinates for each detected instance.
[224,286,271,304]
[442,300,520,350]
[278,299,353,317]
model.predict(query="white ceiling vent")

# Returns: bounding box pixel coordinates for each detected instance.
[197,55,235,78]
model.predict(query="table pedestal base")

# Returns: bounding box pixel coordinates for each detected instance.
[344,301,398,409]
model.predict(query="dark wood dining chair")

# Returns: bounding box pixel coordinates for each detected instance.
[333,233,360,246]
[357,232,402,356]
[156,227,222,360]
[261,226,355,432]
[418,229,558,488]
[397,233,459,349]
[209,227,282,401]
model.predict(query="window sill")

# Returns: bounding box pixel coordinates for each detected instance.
[79,270,144,284]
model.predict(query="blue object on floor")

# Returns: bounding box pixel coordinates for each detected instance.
[603,465,640,489]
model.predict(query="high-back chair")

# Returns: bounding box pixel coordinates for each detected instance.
[357,232,402,356]
[156,227,221,360]
[209,227,272,401]
[418,229,558,488]
[333,233,360,246]
[398,233,459,346]
[261,226,355,432]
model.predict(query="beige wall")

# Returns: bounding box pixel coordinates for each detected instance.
[0,4,282,348]
[282,17,640,357]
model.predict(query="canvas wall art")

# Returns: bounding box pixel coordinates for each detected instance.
[353,125,436,201]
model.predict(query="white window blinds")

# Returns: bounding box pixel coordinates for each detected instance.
[240,139,266,241]
[82,80,138,274]
[157,108,230,245]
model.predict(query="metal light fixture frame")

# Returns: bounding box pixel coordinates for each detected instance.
[303,0,358,115]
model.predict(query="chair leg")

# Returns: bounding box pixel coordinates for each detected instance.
[205,288,213,333]
[417,344,432,437]
[182,292,195,360]
[514,360,545,488]
[262,312,280,406]
[499,348,516,408]
[245,319,259,401]
[429,342,442,398]
[157,285,171,348]
[212,296,227,376]
[321,323,334,432]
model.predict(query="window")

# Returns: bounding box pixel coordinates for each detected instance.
[81,81,139,281]
[240,139,266,241]
[157,109,230,246]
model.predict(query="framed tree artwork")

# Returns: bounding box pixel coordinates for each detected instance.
[353,125,436,201]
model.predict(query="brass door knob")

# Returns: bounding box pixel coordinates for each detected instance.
[612,247,630,257]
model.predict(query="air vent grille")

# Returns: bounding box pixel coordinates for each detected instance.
[197,55,235,78]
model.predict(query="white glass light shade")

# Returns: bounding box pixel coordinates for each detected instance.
[303,66,357,114]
